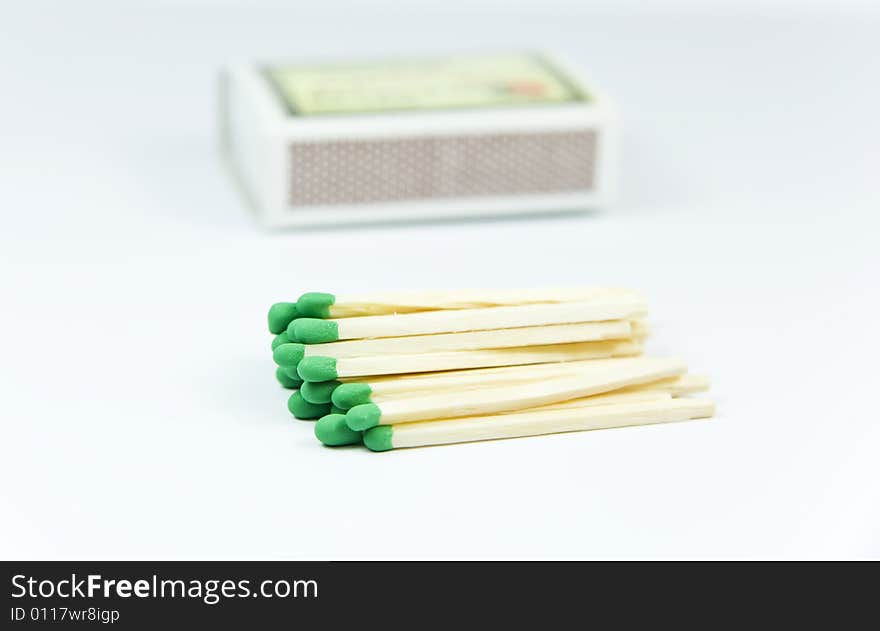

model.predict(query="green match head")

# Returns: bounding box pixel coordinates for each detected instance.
[287,391,331,420]
[300,380,341,404]
[296,356,338,382]
[314,414,363,446]
[345,403,382,431]
[363,426,393,452]
[271,331,290,351]
[330,405,345,415]
[331,383,373,409]
[268,302,299,334]
[275,366,303,389]
[296,292,336,318]
[290,318,339,344]
[273,343,305,367]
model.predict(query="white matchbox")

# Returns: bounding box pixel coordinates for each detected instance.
[220,52,618,228]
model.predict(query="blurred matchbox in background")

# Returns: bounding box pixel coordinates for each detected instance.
[220,52,619,228]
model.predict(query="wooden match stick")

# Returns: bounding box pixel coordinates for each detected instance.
[279,320,632,365]
[362,397,715,451]
[289,298,647,344]
[343,357,686,430]
[630,319,650,339]
[314,387,706,447]
[295,287,642,319]
[288,340,643,382]
[304,358,585,405]
[615,373,709,397]
[331,359,621,408]
[332,368,709,409]
[527,390,674,410]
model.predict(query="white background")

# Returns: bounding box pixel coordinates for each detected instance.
[1,0,878,559]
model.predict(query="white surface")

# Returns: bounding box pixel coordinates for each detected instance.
[1,1,878,560]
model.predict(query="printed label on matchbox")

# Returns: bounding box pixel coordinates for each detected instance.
[264,53,587,115]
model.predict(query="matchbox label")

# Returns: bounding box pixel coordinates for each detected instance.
[264,53,587,115]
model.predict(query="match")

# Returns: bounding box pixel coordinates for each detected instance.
[289,298,647,343]
[362,397,716,451]
[267,302,300,335]
[314,384,709,447]
[314,414,363,446]
[287,390,331,420]
[271,332,293,351]
[332,369,709,410]
[300,380,341,404]
[278,320,631,365]
[293,340,643,382]
[294,287,642,319]
[266,287,715,449]
[343,357,686,430]
[276,366,303,390]
[330,359,627,409]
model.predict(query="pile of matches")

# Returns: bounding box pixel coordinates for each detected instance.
[268,289,714,452]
